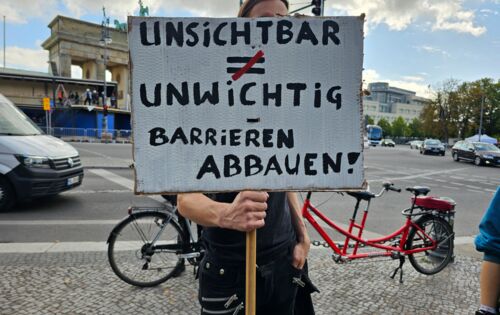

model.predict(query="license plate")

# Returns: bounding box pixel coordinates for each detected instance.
[67,176,80,186]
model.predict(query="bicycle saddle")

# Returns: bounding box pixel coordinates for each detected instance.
[406,186,430,196]
[346,191,375,201]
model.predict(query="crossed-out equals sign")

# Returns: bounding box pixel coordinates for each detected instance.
[227,50,265,81]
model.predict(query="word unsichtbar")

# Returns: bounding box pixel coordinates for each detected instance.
[139,20,341,48]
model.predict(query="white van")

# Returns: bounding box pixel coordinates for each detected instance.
[0,94,84,211]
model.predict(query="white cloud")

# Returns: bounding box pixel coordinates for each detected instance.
[1,0,487,37]
[479,9,499,16]
[58,0,240,22]
[363,68,433,98]
[61,0,141,20]
[414,45,450,57]
[326,0,486,36]
[401,75,425,82]
[0,0,58,23]
[3,46,48,72]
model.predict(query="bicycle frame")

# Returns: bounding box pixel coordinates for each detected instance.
[127,206,202,260]
[301,192,438,260]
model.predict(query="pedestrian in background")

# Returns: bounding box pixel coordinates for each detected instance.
[92,89,98,105]
[74,91,80,104]
[475,186,500,315]
[84,89,92,105]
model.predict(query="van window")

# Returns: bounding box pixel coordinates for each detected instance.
[0,95,42,136]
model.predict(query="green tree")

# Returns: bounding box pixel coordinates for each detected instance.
[365,115,374,126]
[420,101,441,138]
[377,118,392,137]
[408,118,423,138]
[422,77,500,140]
[391,116,407,137]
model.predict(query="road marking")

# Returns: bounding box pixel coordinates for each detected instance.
[87,169,165,203]
[76,147,115,159]
[65,189,130,195]
[88,169,134,189]
[441,186,459,190]
[465,185,480,190]
[478,182,500,187]
[433,179,446,183]
[467,189,486,194]
[0,220,119,226]
[368,167,469,183]
[450,182,465,186]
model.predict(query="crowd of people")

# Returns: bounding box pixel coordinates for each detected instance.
[55,88,117,108]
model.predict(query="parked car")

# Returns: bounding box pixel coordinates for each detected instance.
[420,139,445,156]
[451,140,500,166]
[410,140,423,150]
[380,139,395,147]
[0,94,84,211]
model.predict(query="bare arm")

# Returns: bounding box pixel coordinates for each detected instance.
[287,192,310,269]
[177,192,269,232]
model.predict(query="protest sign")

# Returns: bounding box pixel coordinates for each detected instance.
[129,16,365,193]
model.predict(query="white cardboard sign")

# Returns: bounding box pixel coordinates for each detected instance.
[129,16,365,193]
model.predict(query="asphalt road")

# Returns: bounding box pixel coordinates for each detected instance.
[0,143,498,245]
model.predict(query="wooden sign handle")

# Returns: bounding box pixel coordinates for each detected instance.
[245,230,257,315]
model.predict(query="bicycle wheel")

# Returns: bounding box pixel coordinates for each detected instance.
[407,215,453,275]
[107,211,187,287]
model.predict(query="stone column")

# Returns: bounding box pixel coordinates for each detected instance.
[58,54,72,78]
[111,65,129,109]
[82,61,98,80]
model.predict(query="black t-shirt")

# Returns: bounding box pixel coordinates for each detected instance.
[202,192,296,264]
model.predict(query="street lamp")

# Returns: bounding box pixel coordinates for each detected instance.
[478,95,484,142]
[99,7,112,133]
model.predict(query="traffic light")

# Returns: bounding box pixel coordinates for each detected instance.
[103,104,108,116]
[311,0,322,16]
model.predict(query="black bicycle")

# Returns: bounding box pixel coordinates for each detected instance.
[107,197,204,287]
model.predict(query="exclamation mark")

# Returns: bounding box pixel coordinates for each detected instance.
[347,152,360,174]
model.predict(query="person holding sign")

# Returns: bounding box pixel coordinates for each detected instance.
[178,3,312,315]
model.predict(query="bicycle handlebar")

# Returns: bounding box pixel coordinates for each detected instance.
[388,186,402,193]
[372,182,401,198]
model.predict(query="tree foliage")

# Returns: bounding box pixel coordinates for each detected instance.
[391,116,407,137]
[408,118,423,138]
[365,115,375,126]
[377,118,392,137]
[420,78,500,140]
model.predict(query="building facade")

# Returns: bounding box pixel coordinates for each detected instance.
[42,16,129,109]
[363,82,429,124]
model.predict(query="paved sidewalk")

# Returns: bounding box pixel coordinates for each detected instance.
[0,245,481,315]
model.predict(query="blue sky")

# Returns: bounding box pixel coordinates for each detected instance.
[1,0,499,97]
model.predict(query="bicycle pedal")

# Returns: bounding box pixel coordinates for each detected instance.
[332,253,348,264]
